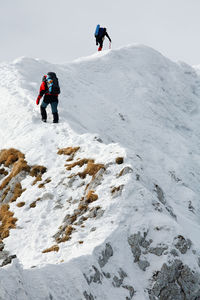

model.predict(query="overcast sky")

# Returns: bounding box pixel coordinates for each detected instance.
[1,0,200,65]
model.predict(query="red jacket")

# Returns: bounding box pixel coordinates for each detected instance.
[36,79,59,105]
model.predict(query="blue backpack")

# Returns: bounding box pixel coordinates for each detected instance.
[94,24,100,37]
[46,72,60,95]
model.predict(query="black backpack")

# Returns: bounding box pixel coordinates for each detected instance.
[46,72,60,95]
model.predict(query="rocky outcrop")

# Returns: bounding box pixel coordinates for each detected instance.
[98,243,113,268]
[149,260,200,300]
[128,231,152,271]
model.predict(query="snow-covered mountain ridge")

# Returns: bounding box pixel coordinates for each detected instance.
[0,45,200,299]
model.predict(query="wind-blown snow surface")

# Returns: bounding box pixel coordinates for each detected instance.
[1,45,200,299]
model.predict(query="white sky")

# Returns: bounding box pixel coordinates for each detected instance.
[1,0,200,65]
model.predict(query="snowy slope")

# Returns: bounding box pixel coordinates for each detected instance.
[0,45,200,300]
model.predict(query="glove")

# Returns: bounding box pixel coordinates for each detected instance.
[36,96,41,105]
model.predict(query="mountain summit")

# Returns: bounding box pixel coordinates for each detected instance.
[0,45,200,300]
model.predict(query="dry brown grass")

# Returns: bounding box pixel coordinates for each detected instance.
[57,225,74,243]
[66,158,93,171]
[42,245,59,253]
[118,168,125,177]
[69,214,77,224]
[10,183,26,202]
[116,157,124,164]
[38,182,45,188]
[0,157,30,191]
[0,204,17,239]
[78,203,88,212]
[30,198,41,208]
[1,186,10,201]
[111,186,121,194]
[57,147,80,161]
[54,155,104,244]
[78,241,84,244]
[16,202,25,207]
[38,177,51,188]
[65,225,73,236]
[30,201,37,208]
[32,175,42,186]
[86,190,98,204]
[0,168,8,176]
[0,149,25,167]
[30,165,47,177]
[78,161,105,179]
[111,185,124,197]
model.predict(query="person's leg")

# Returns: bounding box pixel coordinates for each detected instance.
[50,102,59,123]
[98,39,103,51]
[40,101,48,122]
[98,38,105,51]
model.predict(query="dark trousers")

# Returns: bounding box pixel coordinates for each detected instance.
[96,37,104,49]
[40,95,59,123]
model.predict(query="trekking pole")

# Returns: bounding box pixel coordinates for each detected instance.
[109,41,112,49]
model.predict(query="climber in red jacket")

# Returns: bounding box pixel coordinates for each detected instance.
[36,73,60,123]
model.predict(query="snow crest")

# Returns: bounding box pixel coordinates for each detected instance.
[0,45,200,299]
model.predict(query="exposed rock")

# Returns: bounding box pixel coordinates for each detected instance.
[128,231,151,262]
[165,206,177,219]
[90,227,96,232]
[119,112,125,121]
[41,192,54,201]
[0,171,27,203]
[117,166,133,178]
[154,184,177,219]
[67,176,77,188]
[149,244,168,256]
[136,174,140,181]
[86,168,105,191]
[122,285,135,299]
[94,136,103,143]
[138,259,150,271]
[149,260,200,300]
[103,272,111,278]
[188,201,195,213]
[0,250,9,261]
[174,235,192,254]
[84,265,103,285]
[54,203,63,210]
[128,235,141,262]
[152,200,163,212]
[169,171,181,183]
[98,243,113,268]
[87,207,104,219]
[111,185,124,198]
[95,208,104,219]
[112,268,127,287]
[198,257,200,268]
[0,242,4,251]
[1,254,16,267]
[154,184,166,205]
[170,249,179,257]
[83,291,95,300]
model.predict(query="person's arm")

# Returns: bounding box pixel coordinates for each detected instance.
[105,32,111,42]
[36,81,46,105]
